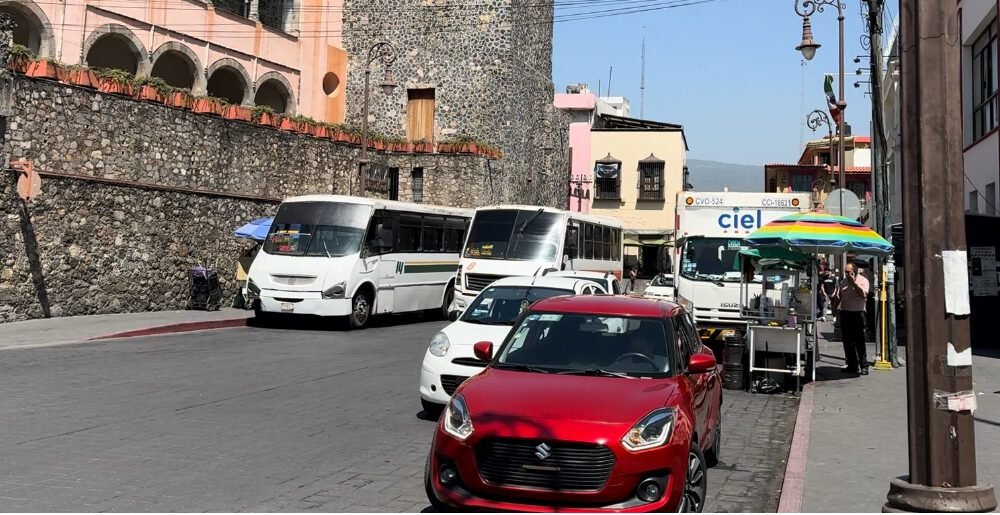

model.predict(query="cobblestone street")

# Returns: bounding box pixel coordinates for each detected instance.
[0,321,798,512]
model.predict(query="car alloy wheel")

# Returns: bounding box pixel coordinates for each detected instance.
[680,443,707,512]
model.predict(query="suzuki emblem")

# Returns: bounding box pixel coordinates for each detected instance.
[535,443,552,461]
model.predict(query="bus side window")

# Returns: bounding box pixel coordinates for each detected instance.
[565,225,580,259]
[365,211,394,255]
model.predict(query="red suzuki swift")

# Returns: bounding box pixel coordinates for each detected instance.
[425,295,723,513]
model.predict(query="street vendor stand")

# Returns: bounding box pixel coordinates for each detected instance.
[735,248,817,393]
[738,211,894,394]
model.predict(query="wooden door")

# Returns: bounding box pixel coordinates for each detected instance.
[407,89,436,143]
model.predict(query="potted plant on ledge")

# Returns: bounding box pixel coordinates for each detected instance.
[137,76,171,103]
[96,68,138,97]
[193,96,226,116]
[252,105,278,128]
[9,44,33,74]
[412,139,433,153]
[223,103,253,122]
[26,57,63,80]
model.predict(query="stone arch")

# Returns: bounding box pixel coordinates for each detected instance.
[0,0,55,57]
[206,58,252,105]
[253,71,295,114]
[83,24,150,75]
[150,41,205,93]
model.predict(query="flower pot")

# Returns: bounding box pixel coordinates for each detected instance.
[414,142,432,153]
[26,59,60,80]
[167,91,193,109]
[279,117,298,132]
[437,143,455,153]
[66,68,99,89]
[193,98,223,116]
[310,124,330,139]
[223,105,252,122]
[98,78,136,97]
[139,85,163,103]
[256,112,278,128]
[56,64,74,84]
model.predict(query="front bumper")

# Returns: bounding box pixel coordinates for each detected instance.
[419,351,487,405]
[258,292,352,317]
[426,424,687,512]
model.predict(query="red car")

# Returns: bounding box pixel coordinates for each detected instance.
[425,295,723,513]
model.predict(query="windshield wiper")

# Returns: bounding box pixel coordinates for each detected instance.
[517,209,545,234]
[321,240,332,258]
[556,368,636,379]
[494,363,551,374]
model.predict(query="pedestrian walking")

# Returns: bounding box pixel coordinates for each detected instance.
[833,262,870,375]
[818,259,835,321]
[627,267,637,293]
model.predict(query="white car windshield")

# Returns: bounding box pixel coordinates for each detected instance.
[462,286,573,326]
[495,313,674,377]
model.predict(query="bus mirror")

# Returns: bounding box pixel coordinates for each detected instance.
[360,247,370,259]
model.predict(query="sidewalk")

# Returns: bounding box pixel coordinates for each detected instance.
[800,321,1000,512]
[0,309,251,349]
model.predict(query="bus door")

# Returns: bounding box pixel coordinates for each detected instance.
[363,211,397,313]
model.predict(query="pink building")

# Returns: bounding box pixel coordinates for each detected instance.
[555,84,596,213]
[2,0,348,122]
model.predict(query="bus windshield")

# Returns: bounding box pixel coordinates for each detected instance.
[463,209,562,261]
[680,237,745,283]
[263,202,370,257]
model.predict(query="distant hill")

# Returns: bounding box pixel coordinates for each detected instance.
[686,159,763,192]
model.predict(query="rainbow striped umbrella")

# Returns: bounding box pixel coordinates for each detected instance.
[745,211,894,256]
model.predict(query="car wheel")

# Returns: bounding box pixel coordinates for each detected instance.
[422,399,444,419]
[253,302,274,325]
[439,286,455,320]
[705,420,721,468]
[348,290,372,329]
[424,454,451,512]
[679,442,708,513]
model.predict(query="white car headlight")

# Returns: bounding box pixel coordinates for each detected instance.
[429,332,451,357]
[622,408,675,451]
[444,394,474,440]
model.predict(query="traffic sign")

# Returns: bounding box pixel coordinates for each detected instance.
[825,188,862,220]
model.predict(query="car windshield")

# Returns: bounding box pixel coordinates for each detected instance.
[264,202,370,257]
[463,209,562,261]
[496,313,674,377]
[462,287,574,325]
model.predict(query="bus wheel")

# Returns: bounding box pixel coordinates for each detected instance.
[439,285,455,320]
[348,290,372,329]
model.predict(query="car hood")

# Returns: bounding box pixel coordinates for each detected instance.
[442,320,513,347]
[458,368,679,426]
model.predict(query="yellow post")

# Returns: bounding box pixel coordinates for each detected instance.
[874,266,893,371]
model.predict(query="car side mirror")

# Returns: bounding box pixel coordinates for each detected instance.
[688,353,717,374]
[473,341,494,362]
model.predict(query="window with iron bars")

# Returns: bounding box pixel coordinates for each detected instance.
[594,160,622,200]
[411,168,424,204]
[637,159,665,201]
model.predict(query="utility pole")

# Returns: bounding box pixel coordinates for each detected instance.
[884,0,996,511]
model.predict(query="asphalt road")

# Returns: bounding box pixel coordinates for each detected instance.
[0,315,798,512]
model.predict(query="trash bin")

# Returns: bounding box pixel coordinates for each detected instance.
[723,335,746,391]
[188,266,222,311]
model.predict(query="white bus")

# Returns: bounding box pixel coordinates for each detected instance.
[248,195,472,329]
[450,206,624,314]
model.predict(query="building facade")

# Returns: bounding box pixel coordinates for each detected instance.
[764,134,873,214]
[1,0,347,121]
[960,1,998,216]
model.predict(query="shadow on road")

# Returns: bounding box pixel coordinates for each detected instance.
[247,311,445,332]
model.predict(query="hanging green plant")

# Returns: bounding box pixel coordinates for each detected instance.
[9,44,34,74]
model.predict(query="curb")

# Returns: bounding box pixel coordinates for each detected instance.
[777,381,815,513]
[88,317,250,341]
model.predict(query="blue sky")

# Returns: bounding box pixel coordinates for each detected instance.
[553,0,889,166]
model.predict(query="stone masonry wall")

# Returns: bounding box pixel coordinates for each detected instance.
[0,75,490,323]
[341,0,569,209]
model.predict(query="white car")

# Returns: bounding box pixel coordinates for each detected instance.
[418,276,607,414]
[643,273,675,301]
[544,269,623,294]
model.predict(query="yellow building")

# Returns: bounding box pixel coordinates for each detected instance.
[589,115,688,277]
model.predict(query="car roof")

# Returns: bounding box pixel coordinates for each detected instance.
[529,295,683,318]
[546,270,613,280]
[487,276,602,291]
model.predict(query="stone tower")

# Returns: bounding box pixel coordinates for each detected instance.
[341,0,568,208]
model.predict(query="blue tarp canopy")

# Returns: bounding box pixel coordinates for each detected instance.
[234,217,273,241]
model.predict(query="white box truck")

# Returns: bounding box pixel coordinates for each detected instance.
[673,192,811,346]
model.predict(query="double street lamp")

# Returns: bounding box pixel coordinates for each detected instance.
[805,108,836,208]
[359,41,397,195]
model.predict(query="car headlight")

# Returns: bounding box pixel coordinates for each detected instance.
[444,394,474,440]
[322,281,347,299]
[429,332,451,357]
[622,408,675,452]
[247,278,261,296]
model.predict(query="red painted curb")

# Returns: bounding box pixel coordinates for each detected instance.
[88,318,250,341]
[778,382,815,513]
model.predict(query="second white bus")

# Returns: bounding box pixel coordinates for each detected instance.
[450,205,624,314]
[248,195,472,329]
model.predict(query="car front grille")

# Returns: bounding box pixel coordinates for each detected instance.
[465,274,503,292]
[440,375,470,395]
[451,357,489,368]
[475,439,615,492]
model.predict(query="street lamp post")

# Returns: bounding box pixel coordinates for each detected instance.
[805,109,835,208]
[358,41,397,196]
[795,0,847,274]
